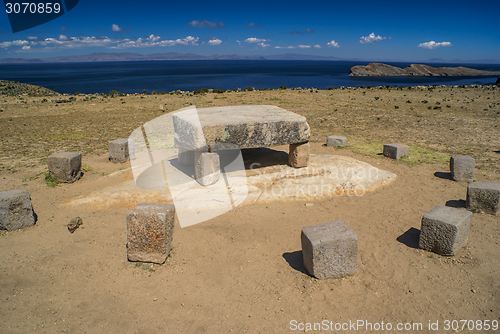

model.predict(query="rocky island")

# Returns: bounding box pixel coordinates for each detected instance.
[349,62,500,77]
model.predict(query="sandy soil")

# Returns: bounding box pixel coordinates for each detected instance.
[1,86,499,333]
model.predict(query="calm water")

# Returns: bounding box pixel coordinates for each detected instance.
[0,60,499,94]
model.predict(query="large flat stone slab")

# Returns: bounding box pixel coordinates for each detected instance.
[173,105,310,150]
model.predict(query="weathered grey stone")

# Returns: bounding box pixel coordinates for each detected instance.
[178,146,195,165]
[173,105,310,150]
[108,138,129,163]
[288,142,309,168]
[128,138,136,160]
[326,135,347,147]
[450,155,475,182]
[383,143,409,160]
[466,181,500,215]
[419,205,472,256]
[301,220,358,280]
[126,203,175,264]
[0,189,36,231]
[47,152,82,183]
[195,152,220,186]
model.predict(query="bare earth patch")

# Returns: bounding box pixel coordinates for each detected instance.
[0,86,499,333]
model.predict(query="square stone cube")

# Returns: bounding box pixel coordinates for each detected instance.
[383,143,409,159]
[326,135,347,147]
[0,189,36,231]
[127,203,175,264]
[301,220,358,280]
[450,155,475,182]
[178,146,195,165]
[419,205,472,256]
[47,152,82,183]
[288,141,310,168]
[108,138,129,163]
[195,152,220,186]
[466,181,500,215]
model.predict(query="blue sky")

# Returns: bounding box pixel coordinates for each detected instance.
[0,0,499,62]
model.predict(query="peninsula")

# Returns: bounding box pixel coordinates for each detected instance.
[349,63,500,77]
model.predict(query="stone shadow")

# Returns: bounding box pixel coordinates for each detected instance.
[282,251,312,277]
[446,199,466,208]
[242,148,289,169]
[434,171,452,180]
[397,227,421,249]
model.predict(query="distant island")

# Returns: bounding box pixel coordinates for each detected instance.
[349,63,500,77]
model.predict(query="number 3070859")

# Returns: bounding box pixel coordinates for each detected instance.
[5,2,61,14]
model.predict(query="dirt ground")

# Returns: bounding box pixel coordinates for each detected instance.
[1,86,499,333]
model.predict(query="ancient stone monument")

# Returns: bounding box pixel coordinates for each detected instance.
[450,155,475,182]
[0,189,36,231]
[47,152,82,183]
[173,105,310,185]
[383,143,409,160]
[326,135,347,147]
[301,220,358,279]
[466,181,500,215]
[108,138,130,163]
[419,205,472,256]
[126,203,175,264]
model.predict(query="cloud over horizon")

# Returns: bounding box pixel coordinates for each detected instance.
[359,32,387,44]
[418,41,452,49]
[208,38,222,46]
[327,40,340,47]
[112,24,123,33]
[244,37,269,43]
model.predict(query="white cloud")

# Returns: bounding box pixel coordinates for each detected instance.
[418,41,452,49]
[314,45,321,49]
[297,45,311,49]
[114,35,199,48]
[0,40,30,48]
[359,32,386,44]
[327,40,339,48]
[275,46,296,49]
[245,37,269,43]
[112,24,123,33]
[257,42,269,48]
[208,38,222,46]
[1,33,201,51]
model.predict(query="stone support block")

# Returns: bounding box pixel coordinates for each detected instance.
[195,152,220,186]
[326,135,347,147]
[383,143,409,160]
[450,155,475,182]
[47,152,82,183]
[301,220,358,280]
[127,203,175,264]
[0,189,36,231]
[288,142,309,168]
[108,138,129,163]
[466,181,500,215]
[419,205,472,256]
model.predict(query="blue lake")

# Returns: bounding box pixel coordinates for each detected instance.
[0,60,499,94]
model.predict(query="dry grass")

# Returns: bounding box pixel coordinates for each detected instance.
[1,85,499,177]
